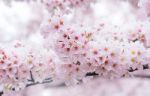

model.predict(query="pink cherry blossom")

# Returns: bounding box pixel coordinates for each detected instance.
[1,0,150,95]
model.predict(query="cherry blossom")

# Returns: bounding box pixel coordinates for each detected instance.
[1,0,150,96]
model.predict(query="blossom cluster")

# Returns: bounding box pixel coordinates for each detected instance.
[43,0,96,13]
[0,41,59,92]
[41,0,150,84]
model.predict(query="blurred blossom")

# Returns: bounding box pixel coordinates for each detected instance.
[13,78,150,96]
[0,1,45,42]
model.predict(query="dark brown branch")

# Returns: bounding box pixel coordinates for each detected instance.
[128,64,149,72]
[26,79,53,87]
[86,72,99,76]
[0,92,3,96]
